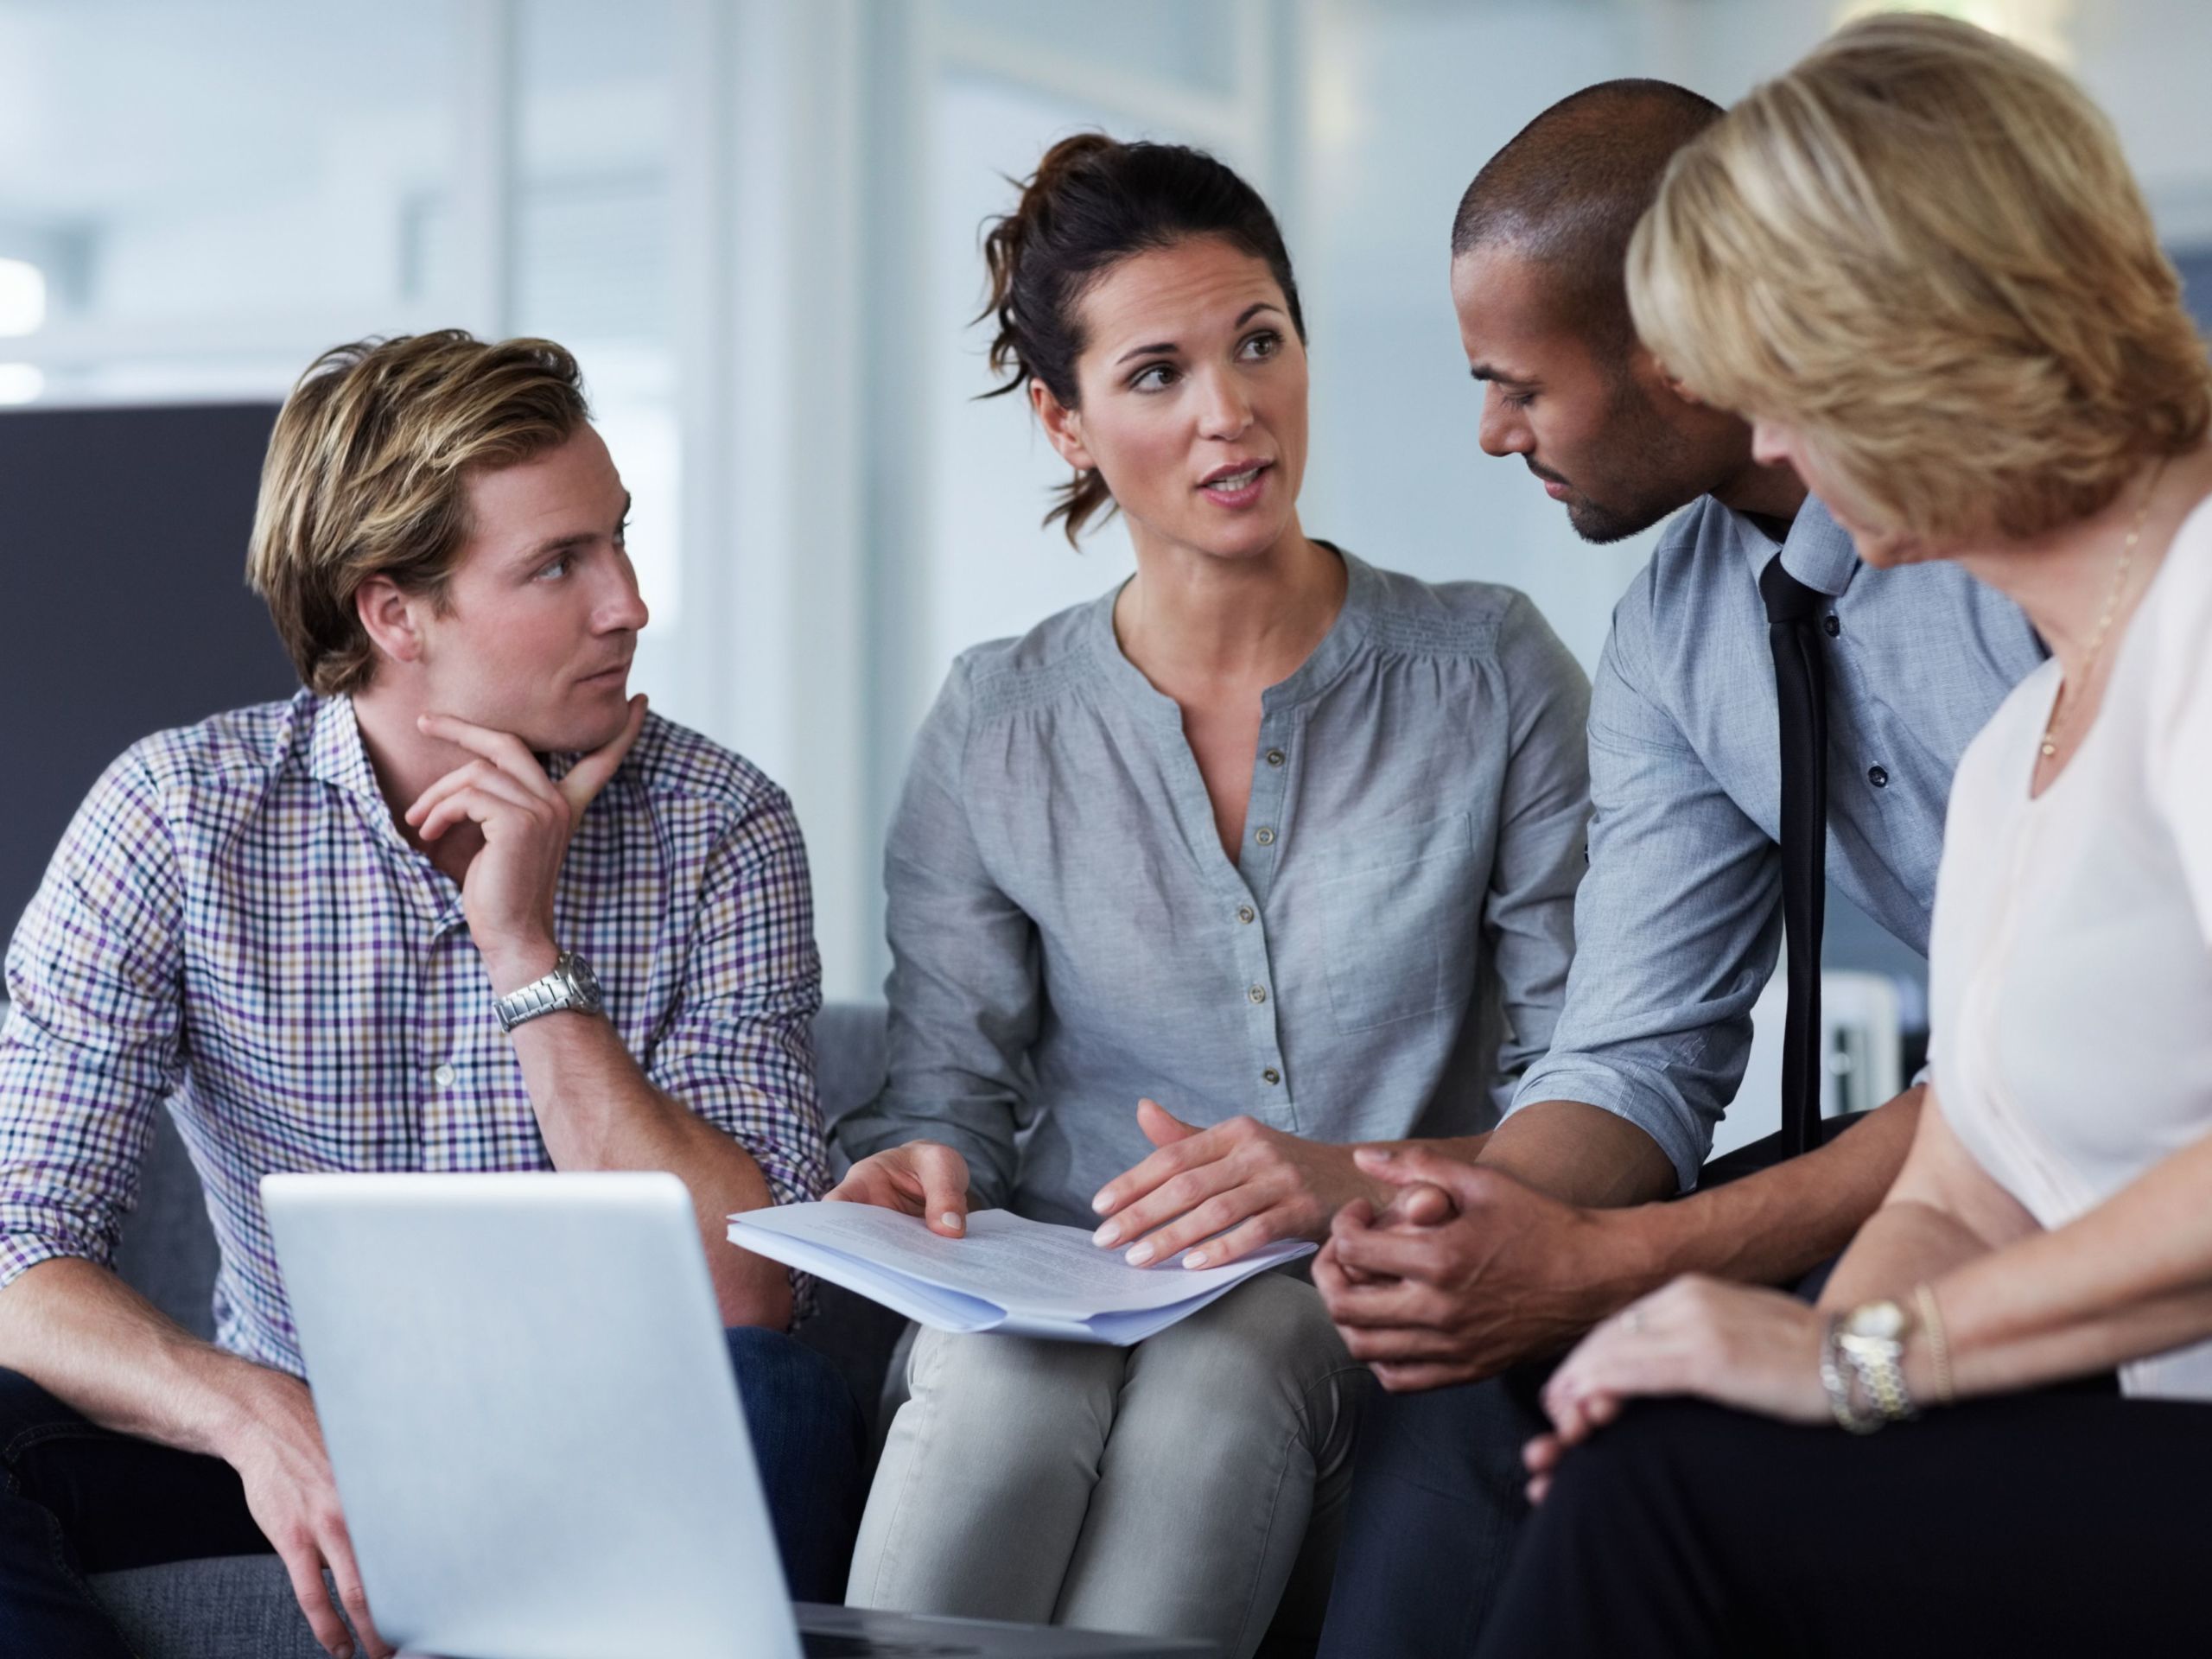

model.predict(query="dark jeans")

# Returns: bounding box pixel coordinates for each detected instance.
[0,1326,865,1657]
[1313,1364,1550,1659]
[1473,1390,2212,1658]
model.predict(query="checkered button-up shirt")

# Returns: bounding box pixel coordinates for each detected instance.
[0,692,828,1376]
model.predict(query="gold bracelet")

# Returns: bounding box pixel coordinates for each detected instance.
[1913,1281,1955,1406]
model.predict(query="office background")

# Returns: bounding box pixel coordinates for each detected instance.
[3,0,2207,1022]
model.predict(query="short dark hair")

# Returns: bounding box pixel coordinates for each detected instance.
[1452,79,1721,348]
[981,133,1306,543]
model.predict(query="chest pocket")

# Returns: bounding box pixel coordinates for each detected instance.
[1315,811,1480,1032]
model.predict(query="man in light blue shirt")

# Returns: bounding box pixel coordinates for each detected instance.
[1314,80,2045,1653]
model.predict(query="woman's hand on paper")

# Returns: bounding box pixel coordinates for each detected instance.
[1087,1100,1388,1269]
[823,1141,973,1237]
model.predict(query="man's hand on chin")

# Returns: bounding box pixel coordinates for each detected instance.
[404,696,647,991]
[1313,1147,1658,1393]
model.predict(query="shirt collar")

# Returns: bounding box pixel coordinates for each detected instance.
[1089,543,1377,722]
[306,694,385,802]
[1732,493,1862,600]
[307,693,482,929]
[306,694,435,879]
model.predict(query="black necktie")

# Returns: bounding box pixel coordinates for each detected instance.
[1761,553,1827,1159]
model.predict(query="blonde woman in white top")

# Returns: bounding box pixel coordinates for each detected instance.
[1453,17,2212,1656]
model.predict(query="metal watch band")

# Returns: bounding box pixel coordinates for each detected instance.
[1819,1316,1885,1433]
[495,973,566,1033]
[1842,1335,1917,1424]
[493,951,598,1033]
[1821,1305,1921,1433]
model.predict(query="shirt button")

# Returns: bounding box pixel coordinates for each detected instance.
[1262,1066,1281,1085]
[1265,748,1286,767]
[1248,984,1268,1005]
[1868,765,1889,788]
[1823,615,1841,638]
[1254,827,1275,846]
[1236,905,1256,925]
[432,1064,457,1087]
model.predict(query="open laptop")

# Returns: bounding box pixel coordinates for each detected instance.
[262,1172,1210,1659]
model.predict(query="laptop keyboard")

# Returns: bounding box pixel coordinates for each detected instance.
[801,1631,982,1657]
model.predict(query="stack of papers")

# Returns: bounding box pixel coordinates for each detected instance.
[728,1203,1314,1345]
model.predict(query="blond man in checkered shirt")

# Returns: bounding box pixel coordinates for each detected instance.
[0,332,862,1656]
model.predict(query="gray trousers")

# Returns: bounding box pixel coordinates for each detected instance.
[1313,1367,1550,1659]
[847,1274,1368,1659]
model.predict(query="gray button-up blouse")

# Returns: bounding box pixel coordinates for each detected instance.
[836,551,1592,1228]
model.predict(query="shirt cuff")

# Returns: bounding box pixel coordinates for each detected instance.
[0,1227,102,1290]
[1506,1061,1711,1194]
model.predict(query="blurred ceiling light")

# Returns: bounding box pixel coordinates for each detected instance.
[0,257,45,337]
[0,364,44,405]
[1834,0,2076,66]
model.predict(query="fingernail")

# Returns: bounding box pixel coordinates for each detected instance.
[1092,1223,1120,1247]
[1090,1191,1115,1214]
[1183,1251,1208,1268]
[1361,1147,1395,1162]
[939,1212,963,1232]
[1126,1243,1154,1267]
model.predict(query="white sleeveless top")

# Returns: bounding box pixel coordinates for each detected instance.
[1929,499,2212,1401]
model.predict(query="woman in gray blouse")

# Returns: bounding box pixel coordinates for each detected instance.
[831,133,1591,1656]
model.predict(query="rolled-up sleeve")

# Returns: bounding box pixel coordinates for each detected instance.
[1481,594,1592,1109]
[0,751,185,1286]
[832,660,1036,1213]
[645,783,830,1211]
[1509,594,1783,1189]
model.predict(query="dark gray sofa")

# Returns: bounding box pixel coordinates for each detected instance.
[86,1001,898,1658]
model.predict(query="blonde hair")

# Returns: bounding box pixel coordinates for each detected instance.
[1627,12,2210,543]
[246,331,590,695]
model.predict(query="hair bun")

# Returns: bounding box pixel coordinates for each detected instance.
[1027,131,1120,199]
[982,133,1121,390]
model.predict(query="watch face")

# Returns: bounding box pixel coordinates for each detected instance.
[1847,1300,1908,1341]
[563,952,605,1012]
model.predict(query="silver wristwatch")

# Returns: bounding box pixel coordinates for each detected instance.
[1821,1300,1918,1433]
[493,950,606,1033]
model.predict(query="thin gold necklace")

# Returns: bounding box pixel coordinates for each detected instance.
[2039,461,2165,761]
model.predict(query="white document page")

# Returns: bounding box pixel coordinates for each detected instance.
[727,1205,1313,1345]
